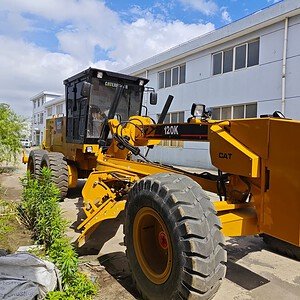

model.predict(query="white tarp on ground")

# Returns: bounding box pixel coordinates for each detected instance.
[0,252,58,300]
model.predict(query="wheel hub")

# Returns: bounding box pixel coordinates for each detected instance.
[158,231,168,250]
[133,207,173,284]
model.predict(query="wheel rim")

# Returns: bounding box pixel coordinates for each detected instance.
[133,207,173,284]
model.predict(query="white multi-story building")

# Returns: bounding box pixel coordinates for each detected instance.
[30,91,64,145]
[123,0,300,168]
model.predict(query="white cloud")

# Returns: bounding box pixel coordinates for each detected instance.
[0,36,84,116]
[107,17,214,68]
[0,11,32,37]
[221,7,232,23]
[0,0,215,116]
[179,0,218,15]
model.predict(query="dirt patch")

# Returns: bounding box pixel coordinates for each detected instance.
[0,163,33,253]
[0,216,33,253]
[78,257,136,300]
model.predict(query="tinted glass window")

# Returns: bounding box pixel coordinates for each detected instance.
[235,44,247,70]
[179,64,186,83]
[178,111,184,123]
[171,113,177,123]
[172,67,179,85]
[166,113,171,123]
[221,107,231,119]
[67,83,75,115]
[87,78,143,138]
[158,72,164,89]
[212,107,220,120]
[165,69,171,87]
[223,49,233,73]
[246,103,257,118]
[248,40,259,67]
[213,53,222,75]
[76,81,84,99]
[233,105,244,119]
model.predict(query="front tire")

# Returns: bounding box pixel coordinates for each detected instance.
[40,152,68,198]
[125,173,227,300]
[27,149,47,177]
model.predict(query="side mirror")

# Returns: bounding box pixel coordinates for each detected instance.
[149,92,157,105]
[81,82,92,98]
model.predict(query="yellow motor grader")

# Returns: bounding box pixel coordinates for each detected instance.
[25,68,300,300]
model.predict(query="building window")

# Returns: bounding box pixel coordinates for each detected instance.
[235,44,247,70]
[47,107,53,117]
[38,99,40,107]
[247,40,259,67]
[158,72,164,89]
[33,114,37,124]
[39,113,44,124]
[33,100,36,109]
[56,104,63,115]
[211,103,257,120]
[213,52,222,75]
[245,103,257,118]
[233,105,244,119]
[221,106,231,119]
[165,69,171,88]
[223,49,233,73]
[158,64,186,89]
[157,111,184,147]
[179,64,186,84]
[212,39,259,75]
[172,67,179,85]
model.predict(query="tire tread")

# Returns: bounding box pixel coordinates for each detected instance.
[125,173,227,300]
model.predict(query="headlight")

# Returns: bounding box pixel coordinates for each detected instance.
[139,80,144,86]
[191,103,206,118]
[97,71,103,79]
[86,146,93,153]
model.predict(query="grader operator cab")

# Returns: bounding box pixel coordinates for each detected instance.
[25,68,300,300]
[26,68,152,197]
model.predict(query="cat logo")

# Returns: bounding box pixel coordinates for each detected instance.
[219,152,232,159]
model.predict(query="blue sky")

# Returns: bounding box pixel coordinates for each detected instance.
[106,0,281,27]
[0,0,282,116]
[18,0,281,61]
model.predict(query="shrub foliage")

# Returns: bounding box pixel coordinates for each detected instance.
[21,168,96,299]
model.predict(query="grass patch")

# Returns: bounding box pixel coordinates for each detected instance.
[0,199,14,238]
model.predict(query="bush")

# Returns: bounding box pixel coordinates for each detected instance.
[21,168,66,246]
[20,168,96,298]
[47,273,96,300]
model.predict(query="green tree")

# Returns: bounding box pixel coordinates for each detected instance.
[0,103,25,164]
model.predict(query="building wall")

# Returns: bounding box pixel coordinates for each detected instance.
[44,97,66,120]
[136,14,300,169]
[31,92,62,145]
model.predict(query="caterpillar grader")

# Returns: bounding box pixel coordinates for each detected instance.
[24,68,300,299]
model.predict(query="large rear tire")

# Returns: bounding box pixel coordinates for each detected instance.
[262,234,300,261]
[27,149,47,177]
[125,173,227,300]
[40,152,68,199]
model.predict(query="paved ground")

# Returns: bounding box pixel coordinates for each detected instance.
[1,156,300,299]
